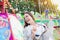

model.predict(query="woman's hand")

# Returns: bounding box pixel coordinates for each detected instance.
[31,26,37,39]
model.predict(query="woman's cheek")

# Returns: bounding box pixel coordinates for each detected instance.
[26,18,30,22]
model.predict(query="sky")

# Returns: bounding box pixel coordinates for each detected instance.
[51,0,60,10]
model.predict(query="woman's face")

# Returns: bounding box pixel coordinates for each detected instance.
[24,14,33,24]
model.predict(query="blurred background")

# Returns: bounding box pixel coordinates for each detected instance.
[0,0,60,40]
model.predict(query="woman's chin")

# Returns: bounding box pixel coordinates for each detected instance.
[27,21,30,24]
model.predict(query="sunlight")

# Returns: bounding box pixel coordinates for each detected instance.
[51,0,60,10]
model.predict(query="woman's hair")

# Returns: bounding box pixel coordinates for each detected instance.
[24,12,35,28]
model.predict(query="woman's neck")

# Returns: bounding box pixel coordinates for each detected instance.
[30,21,36,26]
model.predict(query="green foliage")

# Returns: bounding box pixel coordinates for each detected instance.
[19,1,35,12]
[9,0,36,14]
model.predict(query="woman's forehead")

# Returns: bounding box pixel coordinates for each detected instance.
[24,14,29,16]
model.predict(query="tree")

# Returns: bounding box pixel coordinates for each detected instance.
[8,0,36,14]
[32,0,57,13]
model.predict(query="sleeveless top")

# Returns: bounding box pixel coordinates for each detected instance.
[24,23,46,40]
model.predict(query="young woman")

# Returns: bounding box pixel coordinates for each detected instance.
[24,12,46,40]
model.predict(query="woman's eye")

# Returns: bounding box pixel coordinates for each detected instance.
[26,16,28,17]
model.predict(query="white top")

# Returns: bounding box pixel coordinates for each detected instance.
[24,24,45,40]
